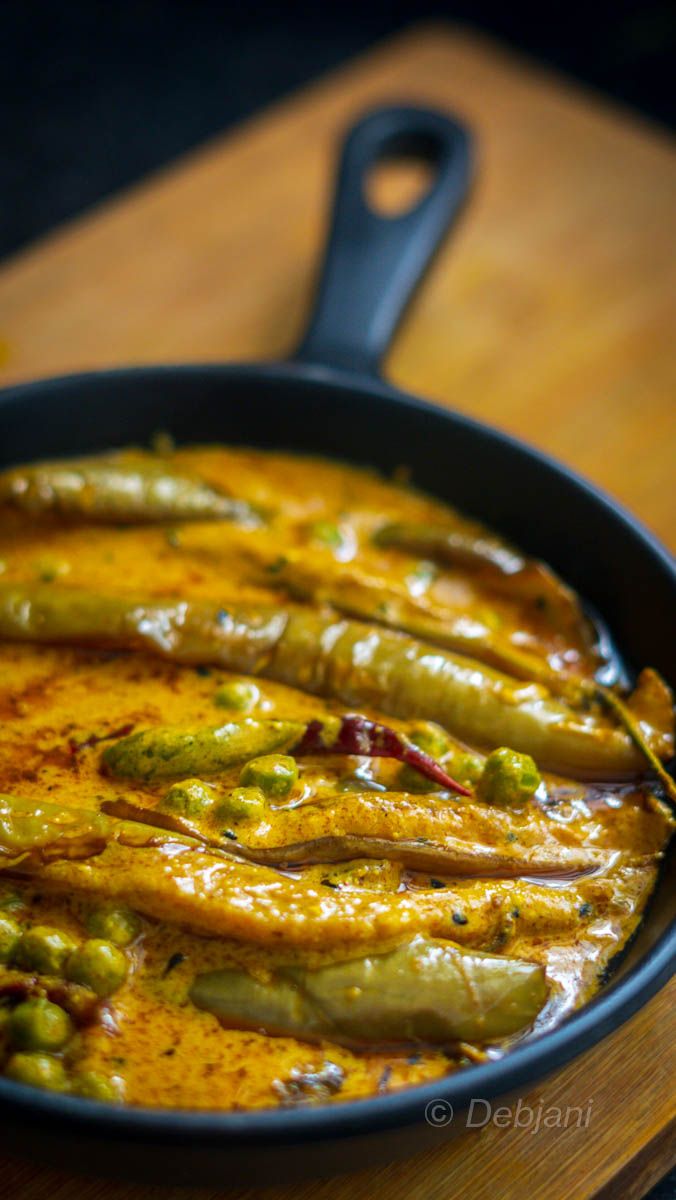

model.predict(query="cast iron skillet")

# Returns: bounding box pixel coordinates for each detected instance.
[0,107,674,1186]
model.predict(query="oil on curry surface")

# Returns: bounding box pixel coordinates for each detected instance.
[0,446,672,1110]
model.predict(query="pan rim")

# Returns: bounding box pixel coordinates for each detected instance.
[0,919,672,1143]
[0,359,673,1145]
[1,358,674,578]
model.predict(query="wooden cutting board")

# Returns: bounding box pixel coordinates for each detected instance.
[1,23,674,1200]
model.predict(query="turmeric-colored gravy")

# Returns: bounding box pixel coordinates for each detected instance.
[0,446,672,1111]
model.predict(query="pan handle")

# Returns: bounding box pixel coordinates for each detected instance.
[294,105,473,377]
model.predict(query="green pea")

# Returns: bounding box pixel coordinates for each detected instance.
[311,520,344,549]
[159,778,218,818]
[85,906,141,947]
[409,721,450,759]
[66,940,128,997]
[5,1052,69,1092]
[0,914,21,964]
[15,926,79,976]
[239,754,298,798]
[213,680,259,712]
[396,723,450,791]
[72,1070,125,1103]
[451,751,484,786]
[395,763,441,793]
[477,747,542,806]
[215,787,266,823]
[8,998,74,1053]
[393,724,449,792]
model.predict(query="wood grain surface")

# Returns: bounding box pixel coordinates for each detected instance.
[0,22,674,1200]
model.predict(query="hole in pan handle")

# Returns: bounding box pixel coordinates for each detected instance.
[294,104,474,378]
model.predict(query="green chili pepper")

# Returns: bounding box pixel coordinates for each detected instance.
[103,719,304,782]
[190,935,547,1044]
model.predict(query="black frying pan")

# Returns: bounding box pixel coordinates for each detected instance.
[0,106,674,1187]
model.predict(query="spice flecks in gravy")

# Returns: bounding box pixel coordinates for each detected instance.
[0,447,671,1110]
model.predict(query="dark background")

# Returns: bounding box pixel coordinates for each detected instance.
[3,4,676,1196]
[2,0,675,262]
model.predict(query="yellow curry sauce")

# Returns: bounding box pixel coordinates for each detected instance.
[0,446,672,1110]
